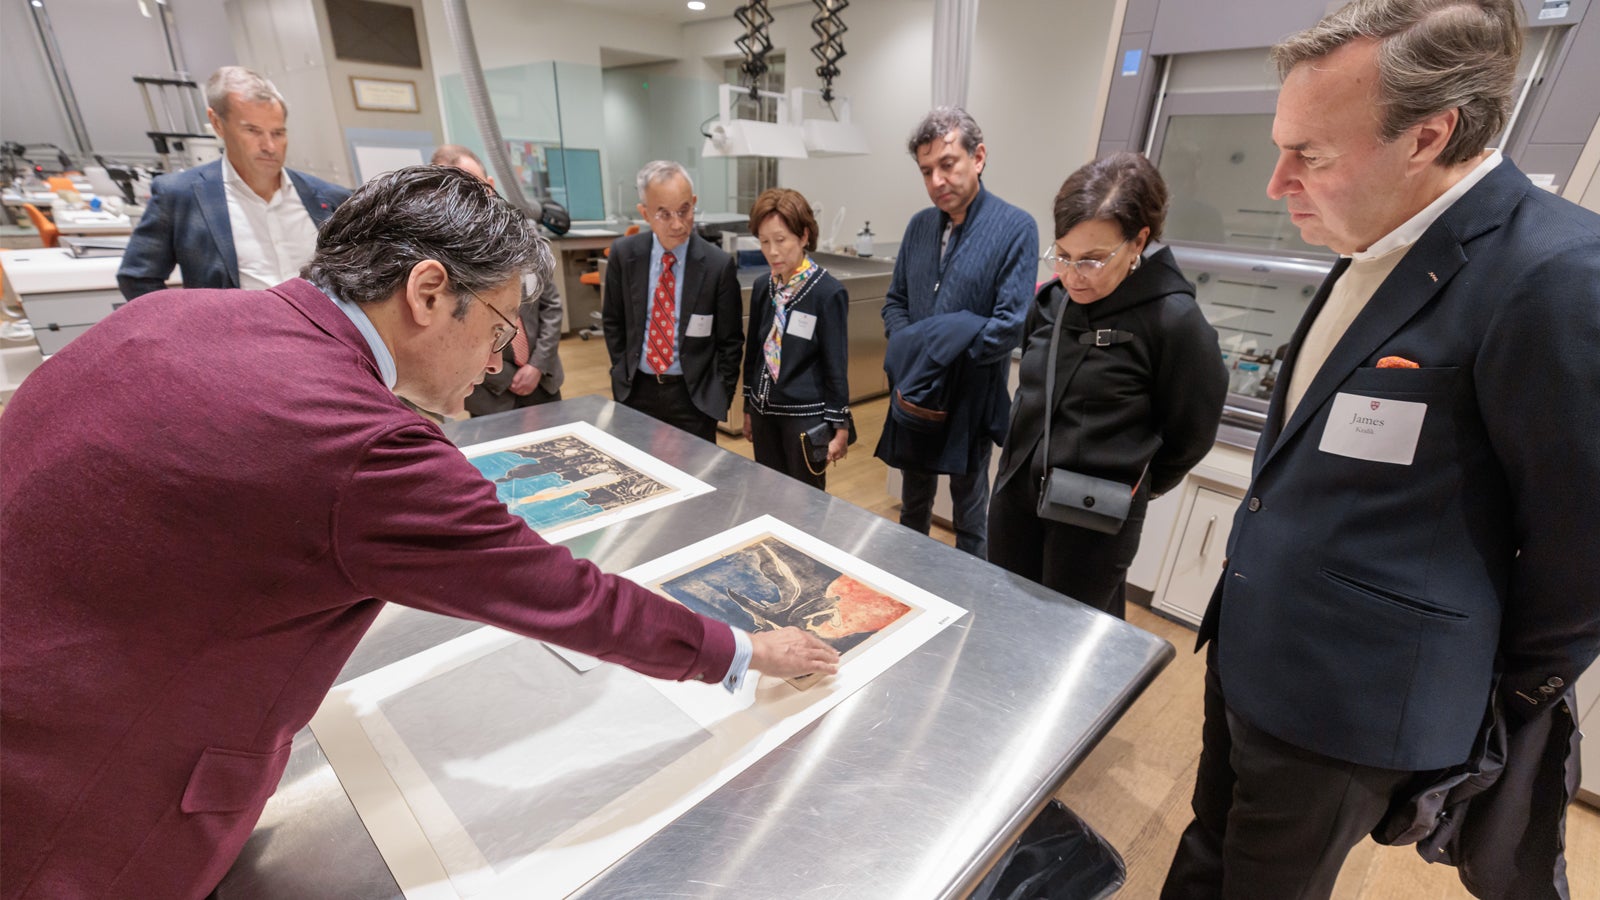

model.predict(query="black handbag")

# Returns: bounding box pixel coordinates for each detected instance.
[1035,299,1142,534]
[800,415,857,475]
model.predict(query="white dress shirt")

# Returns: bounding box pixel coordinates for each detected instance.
[221,155,320,291]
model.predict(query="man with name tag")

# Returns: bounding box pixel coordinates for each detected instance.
[117,67,350,300]
[1163,1,1600,897]
[878,107,1037,557]
[602,160,742,442]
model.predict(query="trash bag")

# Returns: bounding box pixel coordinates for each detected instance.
[969,799,1127,900]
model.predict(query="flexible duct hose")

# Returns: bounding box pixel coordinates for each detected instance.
[440,0,570,234]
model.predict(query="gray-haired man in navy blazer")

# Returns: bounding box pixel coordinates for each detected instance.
[602,161,743,442]
[1162,2,1600,897]
[117,67,349,301]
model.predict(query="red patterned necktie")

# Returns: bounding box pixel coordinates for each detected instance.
[645,251,677,372]
[511,324,531,367]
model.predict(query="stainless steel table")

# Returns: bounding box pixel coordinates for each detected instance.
[216,395,1173,898]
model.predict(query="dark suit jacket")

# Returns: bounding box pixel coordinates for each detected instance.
[1198,160,1600,772]
[0,279,735,898]
[601,231,743,421]
[116,159,350,300]
[465,271,565,415]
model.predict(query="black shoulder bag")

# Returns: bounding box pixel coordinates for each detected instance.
[1035,298,1143,534]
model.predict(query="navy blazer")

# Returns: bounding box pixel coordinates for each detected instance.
[742,265,850,423]
[600,231,743,422]
[117,159,350,300]
[1199,160,1600,772]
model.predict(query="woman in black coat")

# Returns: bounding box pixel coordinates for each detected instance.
[988,152,1228,618]
[741,188,850,489]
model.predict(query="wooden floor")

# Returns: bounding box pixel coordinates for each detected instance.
[555,333,1598,898]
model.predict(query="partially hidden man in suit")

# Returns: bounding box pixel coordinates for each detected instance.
[432,144,565,414]
[1161,2,1600,898]
[602,160,742,442]
[117,66,350,300]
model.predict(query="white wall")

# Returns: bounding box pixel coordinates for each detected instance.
[227,0,352,185]
[674,0,935,243]
[1569,115,1600,213]
[674,0,1119,250]
[969,0,1119,247]
[1,0,236,157]
[419,0,683,72]
[416,0,1119,239]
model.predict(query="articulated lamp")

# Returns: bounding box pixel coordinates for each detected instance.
[701,84,809,159]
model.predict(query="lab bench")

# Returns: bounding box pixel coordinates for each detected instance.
[214,394,1174,899]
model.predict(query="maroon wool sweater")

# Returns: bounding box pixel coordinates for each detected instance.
[0,278,734,899]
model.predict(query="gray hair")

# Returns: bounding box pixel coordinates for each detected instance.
[303,166,552,318]
[906,107,983,158]
[1270,0,1522,167]
[206,66,288,120]
[430,144,482,168]
[635,160,694,201]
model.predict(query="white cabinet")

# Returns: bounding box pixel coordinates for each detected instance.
[1145,445,1252,626]
[1152,485,1242,625]
[1579,658,1600,807]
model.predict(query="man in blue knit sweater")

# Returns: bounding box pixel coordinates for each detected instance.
[879,107,1038,556]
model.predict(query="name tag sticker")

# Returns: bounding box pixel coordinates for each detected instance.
[786,311,818,340]
[686,314,714,337]
[1319,392,1427,465]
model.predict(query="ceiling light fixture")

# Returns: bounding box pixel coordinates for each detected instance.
[687,1,706,10]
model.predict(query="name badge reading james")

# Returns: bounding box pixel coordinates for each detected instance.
[685,314,714,337]
[1319,392,1427,465]
[786,311,818,340]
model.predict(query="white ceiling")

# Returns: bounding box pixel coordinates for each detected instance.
[560,0,744,25]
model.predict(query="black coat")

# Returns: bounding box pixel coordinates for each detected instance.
[995,246,1227,498]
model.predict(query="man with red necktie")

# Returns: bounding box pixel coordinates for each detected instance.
[602,160,742,441]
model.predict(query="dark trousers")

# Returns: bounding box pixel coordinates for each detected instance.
[898,443,992,557]
[464,384,561,417]
[985,465,1147,620]
[1161,655,1420,900]
[748,410,827,490]
[624,374,717,442]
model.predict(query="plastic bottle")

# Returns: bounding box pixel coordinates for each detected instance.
[856,222,874,258]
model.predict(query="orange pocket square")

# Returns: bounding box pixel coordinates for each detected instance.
[1377,356,1420,369]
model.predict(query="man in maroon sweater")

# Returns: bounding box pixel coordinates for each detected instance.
[0,166,837,899]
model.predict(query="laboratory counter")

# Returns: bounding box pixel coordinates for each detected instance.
[215,395,1174,899]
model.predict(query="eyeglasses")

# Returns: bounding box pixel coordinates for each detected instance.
[649,205,698,225]
[1041,238,1130,274]
[471,292,520,354]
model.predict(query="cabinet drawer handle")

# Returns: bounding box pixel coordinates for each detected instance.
[1200,515,1217,559]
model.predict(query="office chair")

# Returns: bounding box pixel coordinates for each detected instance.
[575,224,637,340]
[21,204,59,249]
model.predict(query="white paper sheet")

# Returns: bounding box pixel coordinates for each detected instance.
[310,515,966,899]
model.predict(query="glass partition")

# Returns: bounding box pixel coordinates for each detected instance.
[441,60,740,224]
[1158,112,1325,256]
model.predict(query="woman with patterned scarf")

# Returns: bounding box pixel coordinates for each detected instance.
[741,188,851,488]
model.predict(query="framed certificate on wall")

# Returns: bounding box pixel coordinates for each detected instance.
[350,77,420,113]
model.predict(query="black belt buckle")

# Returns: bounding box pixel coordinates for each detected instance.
[1094,328,1115,347]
